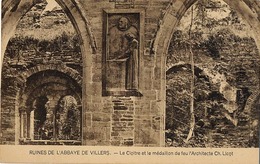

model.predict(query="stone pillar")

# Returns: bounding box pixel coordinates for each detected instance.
[26,112,31,139]
[20,111,24,139]
[23,112,28,139]
[30,111,34,139]
[53,108,57,141]
[19,108,27,139]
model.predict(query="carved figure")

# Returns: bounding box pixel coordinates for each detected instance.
[109,16,139,90]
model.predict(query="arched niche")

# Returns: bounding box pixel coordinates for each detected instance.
[19,70,82,145]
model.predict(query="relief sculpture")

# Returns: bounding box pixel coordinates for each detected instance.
[103,11,142,95]
[109,16,139,90]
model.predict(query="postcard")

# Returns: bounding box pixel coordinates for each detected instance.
[0,0,259,163]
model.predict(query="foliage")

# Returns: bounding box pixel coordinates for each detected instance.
[166,65,231,147]
[6,32,81,57]
[57,96,80,140]
[166,12,259,146]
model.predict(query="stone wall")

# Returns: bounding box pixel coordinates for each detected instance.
[1,0,260,147]
[75,0,168,146]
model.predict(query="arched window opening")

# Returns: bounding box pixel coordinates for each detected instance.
[27,95,81,142]
[166,64,213,147]
[166,0,260,147]
[0,0,83,145]
[18,70,82,145]
[57,96,81,140]
[33,96,49,140]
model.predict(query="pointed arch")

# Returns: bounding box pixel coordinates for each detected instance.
[154,0,260,146]
[1,0,95,145]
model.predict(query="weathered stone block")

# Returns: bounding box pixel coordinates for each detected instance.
[122,114,133,118]
[111,131,119,137]
[92,122,111,127]
[112,127,134,131]
[154,67,162,79]
[91,96,102,103]
[118,97,132,101]
[85,127,107,141]
[119,131,134,138]
[127,122,134,127]
[114,105,128,110]
[120,118,133,122]
[153,79,161,90]
[143,90,157,100]
[112,114,121,121]
[92,113,111,122]
[112,122,127,127]
[114,102,125,106]
[92,103,103,111]
[150,101,160,115]
[90,82,102,96]
[103,106,113,113]
[152,116,161,131]
[111,140,121,146]
[123,138,134,146]
[92,73,102,82]
[143,67,153,90]
[84,113,92,127]
[135,101,151,115]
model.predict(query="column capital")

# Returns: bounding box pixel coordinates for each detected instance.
[19,106,27,112]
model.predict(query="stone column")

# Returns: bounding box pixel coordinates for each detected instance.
[23,112,28,139]
[19,107,27,139]
[30,110,35,139]
[20,110,24,139]
[26,112,31,139]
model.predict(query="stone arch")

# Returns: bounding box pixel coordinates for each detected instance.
[18,69,82,144]
[17,64,82,86]
[1,0,95,112]
[154,0,260,146]
[23,69,82,107]
[1,0,97,60]
[244,91,260,113]
[154,0,260,57]
[1,0,95,145]
[166,63,212,85]
[246,91,260,147]
[166,63,208,79]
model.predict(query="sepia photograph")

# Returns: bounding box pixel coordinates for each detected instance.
[0,0,259,163]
